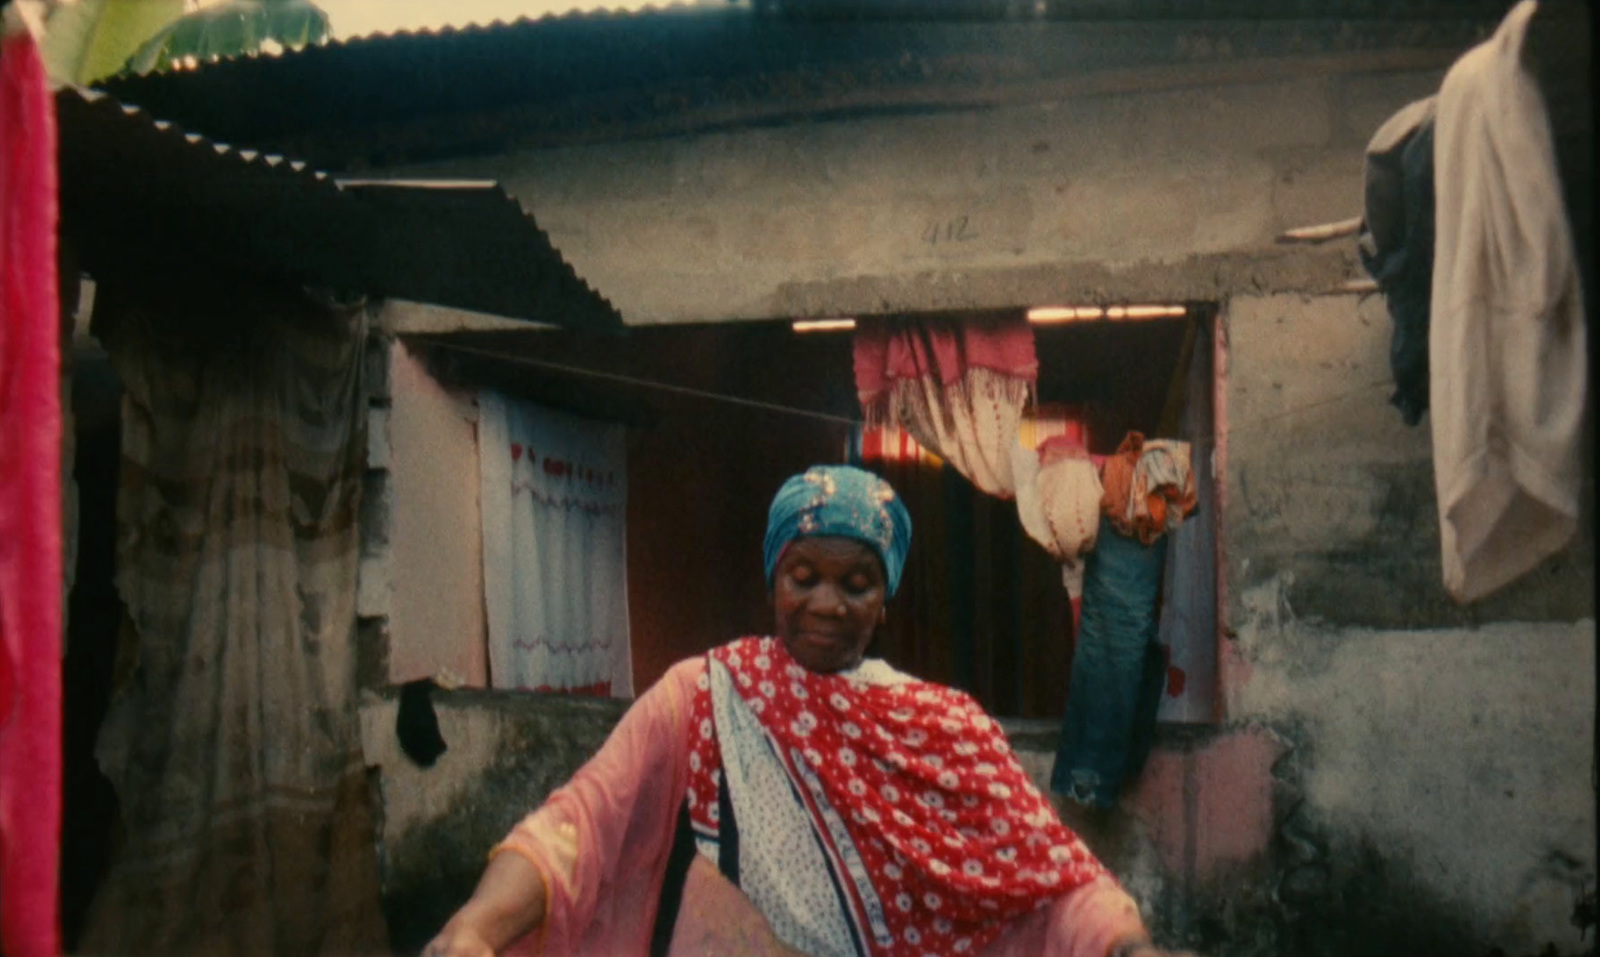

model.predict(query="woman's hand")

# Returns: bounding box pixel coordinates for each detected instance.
[1109,938,1203,957]
[421,919,498,957]
[420,850,548,957]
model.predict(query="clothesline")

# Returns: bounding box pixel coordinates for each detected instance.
[423,341,861,425]
[420,340,1396,442]
[1196,377,1395,444]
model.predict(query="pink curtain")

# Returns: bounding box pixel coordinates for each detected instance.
[0,15,63,957]
[853,316,1037,498]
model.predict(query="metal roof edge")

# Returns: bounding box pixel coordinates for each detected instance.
[56,88,623,331]
[56,85,341,188]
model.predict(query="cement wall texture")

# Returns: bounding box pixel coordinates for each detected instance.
[1223,294,1594,628]
[1234,612,1595,957]
[1222,293,1596,957]
[383,342,489,687]
[393,69,1446,328]
[360,68,1597,957]
[358,688,628,953]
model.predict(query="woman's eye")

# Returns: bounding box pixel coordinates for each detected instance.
[846,576,872,594]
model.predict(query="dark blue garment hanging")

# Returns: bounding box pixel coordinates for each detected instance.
[1359,97,1437,427]
[1050,517,1168,809]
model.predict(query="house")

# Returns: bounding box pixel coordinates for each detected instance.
[59,2,1596,955]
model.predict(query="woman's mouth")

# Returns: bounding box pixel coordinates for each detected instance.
[797,630,845,647]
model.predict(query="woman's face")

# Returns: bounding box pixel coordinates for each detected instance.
[772,536,888,674]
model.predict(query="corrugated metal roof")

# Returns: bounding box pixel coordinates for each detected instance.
[56,88,621,330]
[95,3,1509,170]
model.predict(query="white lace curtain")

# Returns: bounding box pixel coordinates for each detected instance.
[478,392,632,696]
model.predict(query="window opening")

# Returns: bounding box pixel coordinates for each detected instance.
[395,304,1220,726]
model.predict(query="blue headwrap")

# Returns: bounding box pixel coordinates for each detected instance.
[763,465,913,596]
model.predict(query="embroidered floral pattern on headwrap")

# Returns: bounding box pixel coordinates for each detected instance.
[764,465,913,596]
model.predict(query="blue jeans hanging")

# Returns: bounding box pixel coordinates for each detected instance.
[1051,516,1169,809]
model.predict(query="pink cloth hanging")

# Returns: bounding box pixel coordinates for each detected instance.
[853,316,1037,498]
[0,15,63,957]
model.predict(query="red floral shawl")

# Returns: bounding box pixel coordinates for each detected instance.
[686,638,1108,957]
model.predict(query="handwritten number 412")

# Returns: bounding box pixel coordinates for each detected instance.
[923,215,977,246]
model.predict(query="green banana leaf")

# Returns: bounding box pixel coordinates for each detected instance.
[124,0,329,75]
[39,0,186,85]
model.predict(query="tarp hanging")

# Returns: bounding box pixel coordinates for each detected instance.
[82,283,386,956]
[0,10,64,956]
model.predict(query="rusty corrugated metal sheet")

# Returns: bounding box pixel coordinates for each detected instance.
[56,87,621,330]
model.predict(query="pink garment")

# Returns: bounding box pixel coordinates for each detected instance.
[854,317,1038,498]
[498,657,1147,957]
[0,16,63,957]
[854,317,1039,399]
[500,659,698,957]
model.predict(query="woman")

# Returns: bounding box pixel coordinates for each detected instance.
[426,465,1194,957]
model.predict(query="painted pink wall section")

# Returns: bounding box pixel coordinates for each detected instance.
[1126,728,1285,881]
[388,342,489,687]
[1212,309,1238,723]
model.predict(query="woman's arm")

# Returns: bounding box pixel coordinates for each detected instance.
[423,852,549,957]
[422,658,703,957]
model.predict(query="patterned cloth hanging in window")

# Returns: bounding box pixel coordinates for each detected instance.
[853,316,1037,499]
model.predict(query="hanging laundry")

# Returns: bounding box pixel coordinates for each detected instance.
[396,679,448,768]
[84,288,385,957]
[1013,435,1103,610]
[1050,517,1169,809]
[1011,440,1051,546]
[1155,326,1219,725]
[1430,0,1588,603]
[1127,439,1198,545]
[1098,433,1142,532]
[478,392,633,695]
[1358,95,1437,427]
[854,315,1037,498]
[0,10,63,957]
[1099,432,1198,545]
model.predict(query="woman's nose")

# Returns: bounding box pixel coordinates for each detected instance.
[808,582,847,615]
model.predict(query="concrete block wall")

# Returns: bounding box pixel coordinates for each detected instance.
[1219,292,1595,957]
[357,325,395,689]
[356,687,628,953]
[382,341,488,687]
[1221,294,1592,628]
[394,69,1447,328]
[356,327,502,950]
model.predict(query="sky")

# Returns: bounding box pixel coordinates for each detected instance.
[310,0,723,39]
